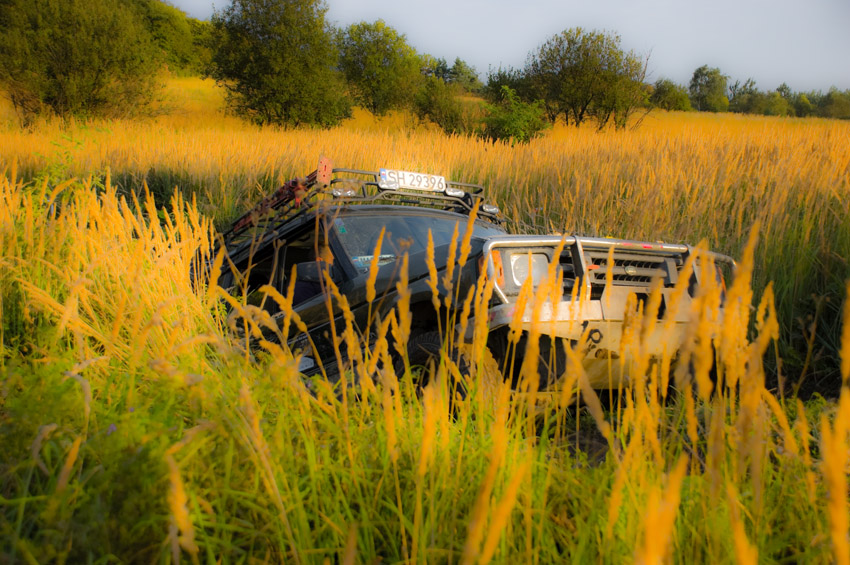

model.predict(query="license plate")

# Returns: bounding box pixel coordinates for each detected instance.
[379,168,446,192]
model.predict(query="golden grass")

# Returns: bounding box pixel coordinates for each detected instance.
[2,167,849,562]
[3,78,846,257]
[2,76,850,562]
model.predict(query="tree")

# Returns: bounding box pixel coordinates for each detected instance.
[208,0,350,127]
[481,86,549,144]
[650,78,692,111]
[434,58,451,81]
[485,67,533,104]
[0,0,162,123]
[592,50,649,130]
[820,88,850,119]
[188,18,213,74]
[793,93,814,117]
[763,91,792,116]
[776,82,792,101]
[524,28,648,128]
[728,78,759,113]
[420,55,451,81]
[689,65,728,112]
[133,0,205,74]
[448,58,483,93]
[337,20,421,115]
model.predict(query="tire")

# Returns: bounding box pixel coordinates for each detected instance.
[684,343,723,399]
[398,330,469,395]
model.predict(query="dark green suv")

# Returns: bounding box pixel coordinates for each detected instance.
[216,158,734,389]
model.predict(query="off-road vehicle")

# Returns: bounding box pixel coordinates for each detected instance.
[216,157,734,389]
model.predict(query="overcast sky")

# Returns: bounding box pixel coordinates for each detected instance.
[171,0,850,92]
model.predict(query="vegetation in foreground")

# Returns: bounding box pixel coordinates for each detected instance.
[1,165,849,563]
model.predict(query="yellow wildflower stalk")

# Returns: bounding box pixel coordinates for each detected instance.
[726,482,758,565]
[166,454,199,559]
[442,221,460,308]
[462,384,511,565]
[794,398,817,503]
[841,280,850,386]
[478,458,530,565]
[425,229,442,314]
[457,199,481,268]
[819,395,850,565]
[635,456,688,565]
[365,226,385,303]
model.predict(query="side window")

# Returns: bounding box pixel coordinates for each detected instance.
[283,225,352,307]
[278,230,318,282]
[239,227,325,310]
[241,244,283,305]
[278,228,327,289]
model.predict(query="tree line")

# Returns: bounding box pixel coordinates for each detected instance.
[2,0,847,139]
[652,65,850,120]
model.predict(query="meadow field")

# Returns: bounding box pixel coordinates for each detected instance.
[2,77,849,563]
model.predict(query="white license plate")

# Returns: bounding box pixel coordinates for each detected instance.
[379,168,446,192]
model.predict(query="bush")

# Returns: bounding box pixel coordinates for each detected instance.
[651,79,692,111]
[793,94,814,117]
[820,88,850,119]
[481,86,549,144]
[413,77,481,135]
[763,92,792,116]
[484,68,529,102]
[0,0,163,124]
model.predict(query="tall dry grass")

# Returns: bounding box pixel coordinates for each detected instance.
[2,77,848,388]
[2,77,850,561]
[2,167,849,562]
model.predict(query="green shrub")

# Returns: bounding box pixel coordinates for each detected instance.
[481,86,549,144]
[0,0,163,123]
[651,79,693,111]
[413,77,480,135]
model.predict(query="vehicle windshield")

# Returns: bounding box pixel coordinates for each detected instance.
[332,213,505,272]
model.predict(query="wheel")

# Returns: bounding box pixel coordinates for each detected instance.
[397,330,469,395]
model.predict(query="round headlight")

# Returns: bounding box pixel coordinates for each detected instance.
[510,253,549,286]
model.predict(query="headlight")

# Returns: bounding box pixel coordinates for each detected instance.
[510,253,549,286]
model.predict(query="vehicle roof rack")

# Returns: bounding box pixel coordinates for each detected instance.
[220,157,503,248]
